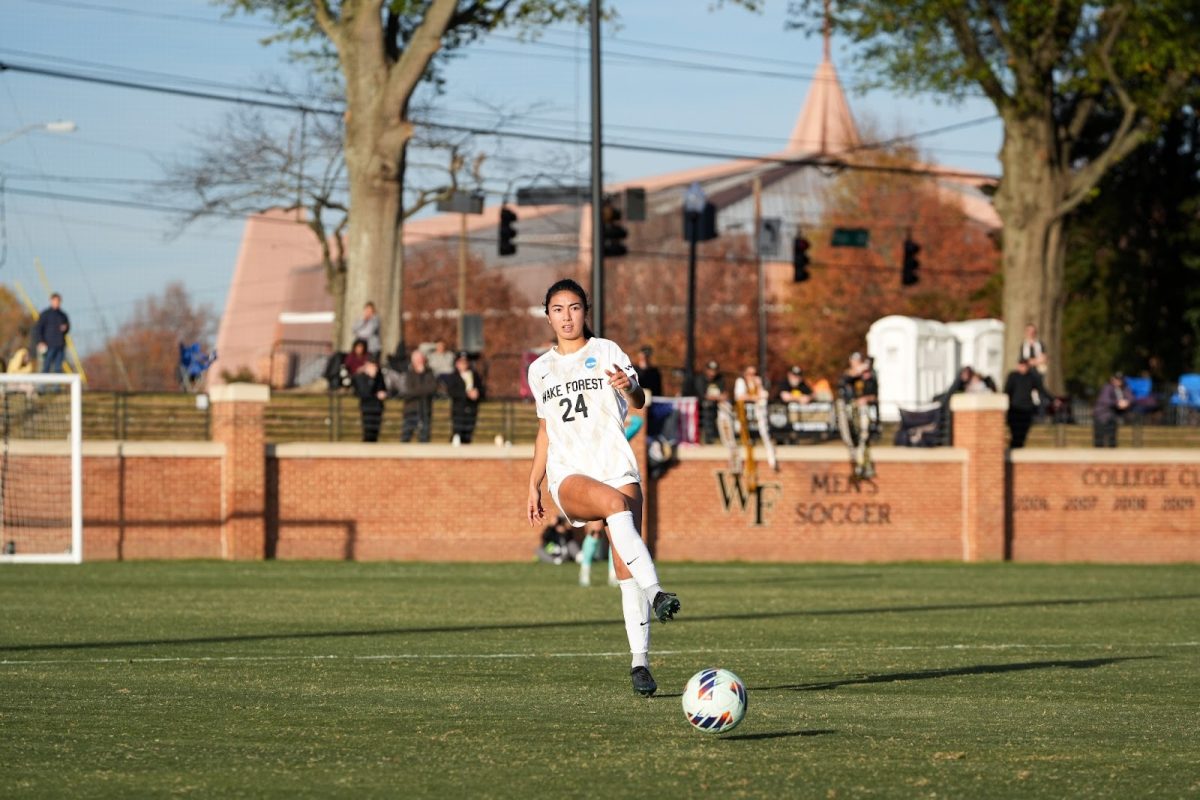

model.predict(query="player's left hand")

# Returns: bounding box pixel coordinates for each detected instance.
[605,365,633,393]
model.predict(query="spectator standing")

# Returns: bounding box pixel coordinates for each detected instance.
[444,351,484,444]
[351,302,381,359]
[689,360,727,444]
[352,359,387,442]
[1020,323,1048,376]
[1093,372,1131,448]
[399,350,438,443]
[34,293,70,373]
[633,346,663,397]
[836,352,878,479]
[1003,358,1047,448]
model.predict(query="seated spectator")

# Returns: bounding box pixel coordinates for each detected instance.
[1093,372,1131,448]
[779,365,813,404]
[943,366,997,400]
[343,339,370,376]
[428,340,456,387]
[352,302,382,359]
[537,515,580,565]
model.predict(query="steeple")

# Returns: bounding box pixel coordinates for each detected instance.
[784,0,860,156]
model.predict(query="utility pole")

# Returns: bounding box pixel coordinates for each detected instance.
[589,0,604,335]
[457,212,468,348]
[753,176,766,377]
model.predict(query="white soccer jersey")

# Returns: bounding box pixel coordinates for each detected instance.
[528,337,641,489]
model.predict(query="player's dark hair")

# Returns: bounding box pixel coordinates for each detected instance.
[543,279,594,339]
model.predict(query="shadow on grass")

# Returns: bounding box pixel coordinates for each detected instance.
[683,573,882,586]
[3,595,1196,654]
[751,656,1156,692]
[721,729,836,742]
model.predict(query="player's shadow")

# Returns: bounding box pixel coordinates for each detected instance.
[721,729,835,741]
[750,656,1155,693]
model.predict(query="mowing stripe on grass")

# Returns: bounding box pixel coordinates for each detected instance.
[1,641,1195,666]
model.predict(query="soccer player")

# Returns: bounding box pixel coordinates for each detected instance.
[526,278,681,697]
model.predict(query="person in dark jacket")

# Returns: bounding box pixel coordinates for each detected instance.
[1003,358,1047,448]
[33,293,70,373]
[444,351,484,444]
[1093,372,1131,448]
[352,358,387,442]
[633,346,663,397]
[399,349,438,443]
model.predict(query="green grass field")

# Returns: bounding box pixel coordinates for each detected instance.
[2,562,1197,798]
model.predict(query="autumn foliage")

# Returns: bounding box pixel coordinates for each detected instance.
[82,283,217,391]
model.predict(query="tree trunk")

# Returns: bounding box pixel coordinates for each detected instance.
[995,116,1069,393]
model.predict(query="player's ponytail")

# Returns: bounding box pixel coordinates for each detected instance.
[543,278,594,340]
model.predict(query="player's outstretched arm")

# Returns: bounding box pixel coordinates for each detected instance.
[528,419,549,526]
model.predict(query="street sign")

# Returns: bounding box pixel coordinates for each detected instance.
[436,191,485,214]
[831,227,870,247]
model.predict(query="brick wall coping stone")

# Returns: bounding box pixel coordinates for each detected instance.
[950,393,1010,412]
[676,443,967,463]
[269,442,531,460]
[6,441,224,457]
[1010,448,1200,464]
[209,383,270,403]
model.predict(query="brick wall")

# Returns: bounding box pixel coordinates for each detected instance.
[55,385,1200,563]
[81,443,224,560]
[269,444,539,560]
[653,446,967,562]
[1010,450,1200,563]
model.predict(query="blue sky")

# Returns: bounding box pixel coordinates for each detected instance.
[1,0,1002,354]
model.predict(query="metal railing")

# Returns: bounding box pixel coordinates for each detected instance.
[66,390,1200,447]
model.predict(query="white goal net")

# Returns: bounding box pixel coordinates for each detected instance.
[0,373,82,564]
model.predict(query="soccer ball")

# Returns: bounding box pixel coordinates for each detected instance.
[681,667,747,734]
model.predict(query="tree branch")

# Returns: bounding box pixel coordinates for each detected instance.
[942,5,1011,109]
[382,0,459,113]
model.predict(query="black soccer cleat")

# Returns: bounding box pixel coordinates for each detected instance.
[630,665,657,696]
[652,591,680,623]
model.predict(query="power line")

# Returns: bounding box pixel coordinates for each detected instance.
[0,59,1000,181]
[1,186,997,278]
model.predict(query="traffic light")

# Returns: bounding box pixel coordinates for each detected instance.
[902,237,920,286]
[602,199,628,257]
[792,235,811,282]
[498,206,517,257]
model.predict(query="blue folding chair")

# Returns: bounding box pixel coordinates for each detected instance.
[1170,373,1200,423]
[178,342,217,392]
[1124,376,1152,400]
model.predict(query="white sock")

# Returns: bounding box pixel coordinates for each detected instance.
[619,578,650,668]
[606,510,661,601]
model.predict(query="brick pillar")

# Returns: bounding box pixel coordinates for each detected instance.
[210,383,270,560]
[951,392,1009,561]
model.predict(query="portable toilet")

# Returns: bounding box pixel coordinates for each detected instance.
[946,319,1005,386]
[867,315,960,422]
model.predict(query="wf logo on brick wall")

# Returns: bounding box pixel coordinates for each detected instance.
[715,471,781,526]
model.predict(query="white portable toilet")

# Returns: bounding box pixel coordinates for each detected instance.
[867,315,960,422]
[946,319,1006,386]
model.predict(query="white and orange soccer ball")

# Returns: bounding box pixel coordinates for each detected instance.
[681,667,747,734]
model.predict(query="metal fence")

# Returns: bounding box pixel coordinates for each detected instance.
[70,390,1200,447]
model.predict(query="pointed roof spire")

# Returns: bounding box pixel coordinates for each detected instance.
[784,0,860,157]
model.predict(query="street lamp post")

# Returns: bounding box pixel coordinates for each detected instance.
[683,182,707,397]
[0,120,77,147]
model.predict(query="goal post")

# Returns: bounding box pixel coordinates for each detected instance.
[0,373,83,564]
